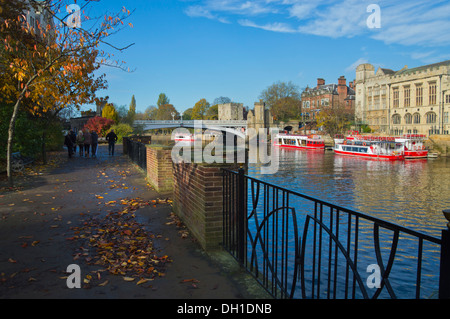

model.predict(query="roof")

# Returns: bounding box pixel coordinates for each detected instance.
[302,83,355,98]
[395,60,450,75]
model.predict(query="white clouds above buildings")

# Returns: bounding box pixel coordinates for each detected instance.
[183,0,450,50]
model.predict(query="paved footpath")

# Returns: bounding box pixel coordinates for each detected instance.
[0,144,269,300]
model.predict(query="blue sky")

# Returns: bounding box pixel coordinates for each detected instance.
[80,0,450,114]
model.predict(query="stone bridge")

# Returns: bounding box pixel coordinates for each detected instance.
[134,120,248,139]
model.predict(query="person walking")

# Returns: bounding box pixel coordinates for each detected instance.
[83,129,92,158]
[76,130,84,157]
[69,129,77,155]
[106,129,118,156]
[64,131,74,158]
[91,130,98,158]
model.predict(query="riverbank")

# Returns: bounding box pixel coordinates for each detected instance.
[0,144,269,299]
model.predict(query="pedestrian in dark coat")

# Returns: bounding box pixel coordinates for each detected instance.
[106,129,118,156]
[83,129,91,158]
[76,130,84,156]
[64,132,74,158]
[91,130,98,157]
[69,130,77,154]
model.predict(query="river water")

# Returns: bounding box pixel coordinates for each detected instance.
[248,148,449,237]
[245,148,450,299]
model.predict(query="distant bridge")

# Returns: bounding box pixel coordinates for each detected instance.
[134,120,248,139]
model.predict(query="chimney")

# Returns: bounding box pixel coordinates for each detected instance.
[337,76,347,101]
[317,78,325,88]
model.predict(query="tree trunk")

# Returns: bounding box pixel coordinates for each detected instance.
[7,98,23,187]
[42,130,47,165]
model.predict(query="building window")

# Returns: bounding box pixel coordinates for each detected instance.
[444,112,449,124]
[413,113,421,124]
[446,94,450,104]
[426,112,437,124]
[404,86,410,107]
[393,87,399,108]
[416,85,423,106]
[429,82,437,105]
[374,96,380,109]
[405,113,412,124]
[392,114,401,125]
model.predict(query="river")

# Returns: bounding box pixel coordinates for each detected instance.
[248,148,449,237]
[245,148,450,298]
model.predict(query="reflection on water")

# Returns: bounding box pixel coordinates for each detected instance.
[248,149,449,237]
[246,148,449,298]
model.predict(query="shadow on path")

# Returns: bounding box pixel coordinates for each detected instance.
[0,144,269,299]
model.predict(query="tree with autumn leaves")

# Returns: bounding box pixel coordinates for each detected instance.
[0,0,134,186]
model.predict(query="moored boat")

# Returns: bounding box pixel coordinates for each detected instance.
[174,133,195,142]
[334,136,404,160]
[274,132,325,150]
[394,134,428,159]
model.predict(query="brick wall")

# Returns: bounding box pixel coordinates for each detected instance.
[146,145,173,193]
[172,161,238,251]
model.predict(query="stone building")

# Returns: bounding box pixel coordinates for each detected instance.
[355,60,450,135]
[218,103,244,121]
[247,101,274,131]
[301,76,355,122]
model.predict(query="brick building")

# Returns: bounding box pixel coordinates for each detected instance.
[301,76,355,122]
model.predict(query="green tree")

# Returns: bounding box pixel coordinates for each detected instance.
[157,93,170,107]
[182,108,193,120]
[316,102,355,137]
[213,96,231,105]
[206,104,218,120]
[115,104,128,123]
[102,103,119,123]
[126,95,136,124]
[144,106,158,120]
[110,123,133,142]
[156,104,179,120]
[259,81,301,122]
[191,99,210,120]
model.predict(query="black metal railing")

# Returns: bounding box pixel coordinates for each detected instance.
[124,137,148,170]
[222,168,449,299]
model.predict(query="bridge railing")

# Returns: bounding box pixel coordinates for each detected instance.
[134,120,248,126]
[222,168,449,299]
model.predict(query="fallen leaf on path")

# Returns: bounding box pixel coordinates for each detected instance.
[136,278,153,285]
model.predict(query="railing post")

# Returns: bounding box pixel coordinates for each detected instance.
[439,210,450,299]
[237,167,246,264]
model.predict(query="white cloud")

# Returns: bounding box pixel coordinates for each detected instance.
[346,58,369,73]
[183,0,450,49]
[238,19,297,33]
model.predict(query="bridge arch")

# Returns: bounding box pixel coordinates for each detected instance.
[134,120,247,139]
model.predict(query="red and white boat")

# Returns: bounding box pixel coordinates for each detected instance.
[334,135,404,160]
[174,133,195,142]
[274,132,325,150]
[394,134,428,159]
